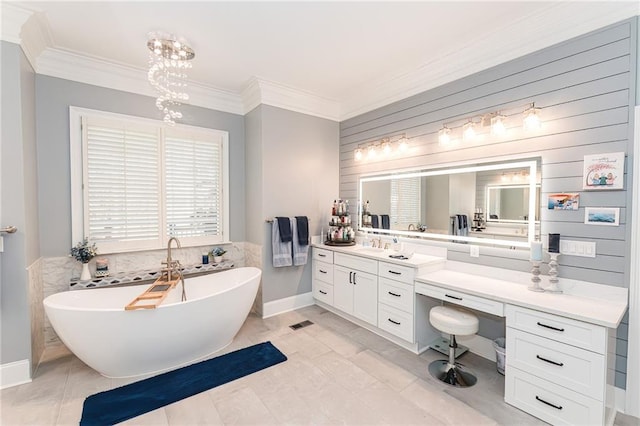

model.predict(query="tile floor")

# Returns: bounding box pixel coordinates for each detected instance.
[1,305,638,425]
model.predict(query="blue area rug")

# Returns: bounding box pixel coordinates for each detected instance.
[80,341,287,425]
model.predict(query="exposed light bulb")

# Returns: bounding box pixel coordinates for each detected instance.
[367,145,377,158]
[438,127,451,146]
[462,121,476,141]
[523,106,541,130]
[382,141,392,155]
[354,148,363,161]
[397,135,409,152]
[491,114,507,136]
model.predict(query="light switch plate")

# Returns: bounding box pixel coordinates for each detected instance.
[560,240,596,258]
[0,236,3,252]
[470,245,480,258]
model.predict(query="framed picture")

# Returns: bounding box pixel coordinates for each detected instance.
[583,152,624,190]
[584,207,619,226]
[547,193,579,210]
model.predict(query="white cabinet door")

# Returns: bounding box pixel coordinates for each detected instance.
[333,265,354,314]
[353,269,378,325]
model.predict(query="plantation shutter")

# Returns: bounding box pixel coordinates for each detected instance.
[83,117,161,250]
[391,177,421,227]
[164,132,223,241]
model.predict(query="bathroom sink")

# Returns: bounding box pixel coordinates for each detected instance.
[356,247,386,254]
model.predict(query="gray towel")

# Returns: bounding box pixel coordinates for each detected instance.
[292,217,309,266]
[272,218,292,267]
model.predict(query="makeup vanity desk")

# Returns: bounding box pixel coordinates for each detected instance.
[415,262,628,426]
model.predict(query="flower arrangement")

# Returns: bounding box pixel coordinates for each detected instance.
[211,247,227,257]
[70,238,98,263]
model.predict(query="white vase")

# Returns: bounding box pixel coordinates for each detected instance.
[213,256,223,264]
[80,263,91,280]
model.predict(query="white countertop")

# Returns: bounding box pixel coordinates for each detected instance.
[415,262,628,329]
[312,243,446,269]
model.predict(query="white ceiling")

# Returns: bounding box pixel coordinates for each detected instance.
[4,1,639,120]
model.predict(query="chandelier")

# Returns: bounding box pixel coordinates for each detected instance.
[147,32,195,124]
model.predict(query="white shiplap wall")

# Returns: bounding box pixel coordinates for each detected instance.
[339,19,637,389]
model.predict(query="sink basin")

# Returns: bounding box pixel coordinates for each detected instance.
[356,247,386,254]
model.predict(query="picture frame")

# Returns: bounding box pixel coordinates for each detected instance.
[584,207,620,226]
[582,152,624,190]
[547,193,579,210]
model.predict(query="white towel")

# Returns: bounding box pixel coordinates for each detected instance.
[272,218,292,267]
[292,217,309,266]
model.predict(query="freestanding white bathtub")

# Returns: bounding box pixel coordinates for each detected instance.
[44,267,261,378]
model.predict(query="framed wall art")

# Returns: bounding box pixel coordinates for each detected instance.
[583,152,624,190]
[584,207,620,226]
[547,193,579,210]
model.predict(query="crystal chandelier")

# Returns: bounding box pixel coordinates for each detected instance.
[147,32,195,124]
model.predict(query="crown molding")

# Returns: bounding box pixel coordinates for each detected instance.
[36,47,245,115]
[339,4,640,121]
[0,2,33,44]
[242,77,341,121]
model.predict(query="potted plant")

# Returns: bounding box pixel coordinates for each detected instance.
[70,238,98,280]
[210,247,226,263]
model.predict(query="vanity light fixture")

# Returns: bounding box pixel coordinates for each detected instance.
[353,133,409,162]
[438,126,451,146]
[438,103,543,148]
[523,103,541,131]
[491,114,507,136]
[462,121,476,142]
[147,32,195,125]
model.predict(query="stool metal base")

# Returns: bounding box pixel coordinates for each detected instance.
[428,360,477,388]
[429,337,469,358]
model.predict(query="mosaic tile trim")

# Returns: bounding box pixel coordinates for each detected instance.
[69,261,235,290]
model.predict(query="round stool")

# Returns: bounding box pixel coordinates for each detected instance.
[428,305,479,387]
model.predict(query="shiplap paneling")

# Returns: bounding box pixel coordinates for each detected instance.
[339,19,637,388]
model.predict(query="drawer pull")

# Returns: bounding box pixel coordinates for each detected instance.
[445,294,463,301]
[388,270,402,275]
[388,318,401,325]
[319,290,327,295]
[388,291,401,297]
[353,272,357,285]
[319,269,327,274]
[536,355,564,367]
[349,271,353,284]
[535,396,562,410]
[536,321,565,332]
[318,253,327,257]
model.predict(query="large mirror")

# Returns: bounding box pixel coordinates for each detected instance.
[359,159,541,248]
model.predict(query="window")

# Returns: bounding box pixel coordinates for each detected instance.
[70,107,229,253]
[390,177,421,227]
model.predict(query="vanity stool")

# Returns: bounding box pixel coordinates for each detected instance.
[428,305,479,388]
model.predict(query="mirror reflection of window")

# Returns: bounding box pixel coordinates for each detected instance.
[391,177,421,230]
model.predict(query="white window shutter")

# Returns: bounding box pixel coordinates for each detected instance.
[391,177,421,227]
[83,117,161,251]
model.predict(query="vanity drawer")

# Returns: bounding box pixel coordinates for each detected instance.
[378,261,415,285]
[313,260,333,284]
[313,248,334,263]
[378,277,414,314]
[505,368,603,426]
[334,252,378,274]
[507,328,605,401]
[505,305,606,354]
[378,304,414,342]
[313,281,333,306]
[415,283,504,317]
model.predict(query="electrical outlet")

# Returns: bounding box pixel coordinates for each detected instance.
[470,245,480,258]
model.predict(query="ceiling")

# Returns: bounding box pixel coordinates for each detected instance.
[4,1,639,120]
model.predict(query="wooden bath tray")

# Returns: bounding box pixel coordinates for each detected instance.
[125,278,180,310]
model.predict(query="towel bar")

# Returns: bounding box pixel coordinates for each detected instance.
[265,218,311,223]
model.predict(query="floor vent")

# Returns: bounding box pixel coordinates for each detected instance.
[289,320,314,330]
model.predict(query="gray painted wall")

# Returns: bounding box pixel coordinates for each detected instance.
[1,41,38,366]
[339,19,637,389]
[35,75,246,256]
[246,105,339,304]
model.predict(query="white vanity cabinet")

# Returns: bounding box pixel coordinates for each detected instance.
[312,248,334,306]
[333,253,378,326]
[377,261,416,342]
[505,305,612,426]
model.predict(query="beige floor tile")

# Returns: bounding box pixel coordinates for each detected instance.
[312,350,378,392]
[313,327,366,358]
[119,407,169,425]
[164,391,224,425]
[351,349,418,392]
[270,327,332,359]
[212,386,278,425]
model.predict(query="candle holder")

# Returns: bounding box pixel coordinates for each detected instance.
[528,261,544,292]
[546,252,563,294]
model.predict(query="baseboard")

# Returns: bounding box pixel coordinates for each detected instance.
[614,385,626,414]
[0,359,31,389]
[262,291,315,319]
